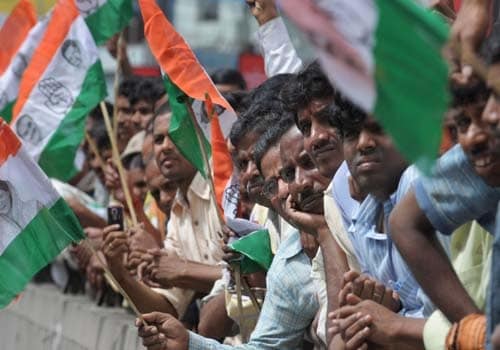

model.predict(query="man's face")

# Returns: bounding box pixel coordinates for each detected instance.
[452,98,500,186]
[343,116,407,199]
[280,127,329,214]
[297,100,343,178]
[131,100,154,130]
[0,183,12,215]
[127,167,148,205]
[116,95,138,145]
[145,160,177,215]
[260,143,289,213]
[153,113,197,183]
[233,132,268,206]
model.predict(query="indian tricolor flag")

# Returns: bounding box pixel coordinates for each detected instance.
[0,16,49,123]
[11,0,107,181]
[0,0,37,75]
[0,119,84,309]
[140,0,239,217]
[280,0,450,169]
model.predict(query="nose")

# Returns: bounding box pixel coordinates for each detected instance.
[464,119,489,153]
[357,129,376,153]
[293,166,313,192]
[161,134,175,153]
[310,123,329,151]
[131,110,141,127]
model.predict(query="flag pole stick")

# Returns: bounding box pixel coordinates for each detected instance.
[82,239,145,322]
[112,31,125,134]
[100,101,138,225]
[184,102,225,229]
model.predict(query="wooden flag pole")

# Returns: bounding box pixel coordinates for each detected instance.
[112,32,125,134]
[100,101,138,225]
[82,239,145,320]
[184,102,226,229]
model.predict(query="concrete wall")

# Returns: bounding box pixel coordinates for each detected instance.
[0,284,143,350]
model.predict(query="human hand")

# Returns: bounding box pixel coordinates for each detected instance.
[129,224,160,254]
[70,242,93,271]
[328,311,372,350]
[86,251,106,292]
[245,0,279,26]
[144,249,186,289]
[136,312,189,350]
[300,231,319,259]
[104,158,120,192]
[102,224,129,277]
[339,271,401,312]
[331,296,402,347]
[448,0,491,76]
[282,195,329,237]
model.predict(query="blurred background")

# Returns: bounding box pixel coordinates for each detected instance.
[0,0,314,96]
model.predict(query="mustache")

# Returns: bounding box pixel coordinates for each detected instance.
[352,147,380,165]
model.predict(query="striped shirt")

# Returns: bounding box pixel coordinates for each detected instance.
[189,229,319,350]
[349,166,435,318]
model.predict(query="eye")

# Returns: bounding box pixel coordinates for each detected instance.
[301,156,316,170]
[153,134,165,145]
[237,159,249,171]
[280,167,295,183]
[263,178,278,197]
[299,121,311,136]
[455,114,471,134]
[343,128,359,141]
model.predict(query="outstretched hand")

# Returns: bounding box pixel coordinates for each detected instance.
[136,312,189,350]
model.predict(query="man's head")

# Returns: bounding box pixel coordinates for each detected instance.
[144,159,177,216]
[210,68,247,93]
[339,107,407,200]
[254,116,295,214]
[130,78,165,130]
[281,61,342,177]
[279,126,330,215]
[0,181,12,215]
[153,104,197,188]
[450,77,500,185]
[124,154,148,205]
[229,74,293,207]
[117,77,140,151]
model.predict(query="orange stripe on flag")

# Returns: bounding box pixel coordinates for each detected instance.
[139,0,234,113]
[12,0,79,121]
[0,0,37,75]
[0,119,21,167]
[206,94,233,212]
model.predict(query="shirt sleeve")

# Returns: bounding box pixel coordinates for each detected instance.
[257,17,303,77]
[414,145,500,235]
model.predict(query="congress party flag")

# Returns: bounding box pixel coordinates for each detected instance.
[0,119,84,309]
[280,0,450,169]
[0,16,49,124]
[139,0,239,216]
[78,0,133,45]
[0,0,37,75]
[11,0,107,181]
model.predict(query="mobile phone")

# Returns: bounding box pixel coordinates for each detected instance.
[107,205,124,231]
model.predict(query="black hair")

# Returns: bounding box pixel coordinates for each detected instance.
[88,121,111,151]
[334,96,368,138]
[210,68,247,90]
[123,153,144,171]
[449,77,491,108]
[254,114,295,174]
[151,102,171,134]
[130,77,165,106]
[118,76,140,99]
[88,101,113,122]
[222,91,250,115]
[280,61,335,117]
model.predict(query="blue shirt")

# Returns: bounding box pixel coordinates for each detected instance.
[413,145,500,348]
[349,166,435,318]
[189,229,319,350]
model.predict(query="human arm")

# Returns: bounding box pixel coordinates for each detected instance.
[389,190,480,322]
[248,0,303,76]
[102,225,178,316]
[198,291,236,340]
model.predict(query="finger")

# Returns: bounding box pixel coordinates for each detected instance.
[360,279,375,300]
[346,293,363,306]
[142,312,170,324]
[345,315,371,341]
[352,274,368,296]
[339,282,353,306]
[345,326,370,350]
[331,305,358,319]
[357,344,368,350]
[102,224,121,237]
[141,333,166,347]
[343,270,360,286]
[372,283,385,304]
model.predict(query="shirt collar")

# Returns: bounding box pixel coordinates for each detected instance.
[172,172,210,212]
[280,229,304,260]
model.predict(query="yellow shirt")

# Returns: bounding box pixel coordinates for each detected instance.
[154,172,223,318]
[423,221,493,350]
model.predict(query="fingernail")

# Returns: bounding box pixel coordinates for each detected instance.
[462,65,473,78]
[159,334,165,340]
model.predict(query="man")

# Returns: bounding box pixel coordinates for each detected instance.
[116,76,141,153]
[390,73,500,349]
[102,104,223,318]
[135,124,337,350]
[130,77,165,131]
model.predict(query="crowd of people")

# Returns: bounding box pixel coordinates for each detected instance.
[30,0,500,349]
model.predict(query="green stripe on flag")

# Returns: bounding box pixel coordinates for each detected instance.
[38,61,107,181]
[163,75,211,178]
[85,0,133,45]
[0,198,84,308]
[0,100,15,124]
[373,0,449,170]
